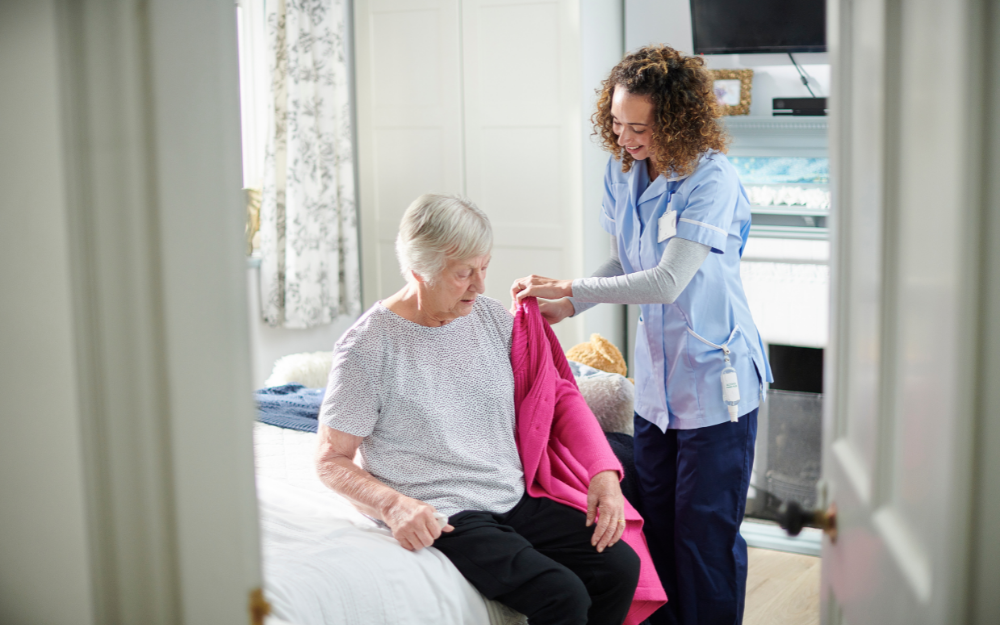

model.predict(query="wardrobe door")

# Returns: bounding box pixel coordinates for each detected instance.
[461,0,585,346]
[355,0,465,305]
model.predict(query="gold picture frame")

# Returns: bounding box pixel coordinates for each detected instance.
[708,69,753,116]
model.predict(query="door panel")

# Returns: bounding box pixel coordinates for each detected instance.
[475,2,561,123]
[462,0,584,347]
[372,127,450,225]
[840,0,886,495]
[355,0,464,305]
[823,0,984,623]
[478,127,564,225]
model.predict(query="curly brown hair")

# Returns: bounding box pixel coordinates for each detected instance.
[593,45,728,178]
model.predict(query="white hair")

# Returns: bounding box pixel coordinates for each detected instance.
[395,193,493,282]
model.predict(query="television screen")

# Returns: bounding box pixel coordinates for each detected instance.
[690,0,826,54]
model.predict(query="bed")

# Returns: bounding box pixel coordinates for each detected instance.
[254,421,526,625]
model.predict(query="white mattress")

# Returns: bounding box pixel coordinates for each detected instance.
[253,422,525,625]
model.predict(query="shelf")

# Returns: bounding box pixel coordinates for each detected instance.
[723,116,829,157]
[749,225,829,241]
[723,117,831,240]
[723,116,827,132]
[751,205,828,216]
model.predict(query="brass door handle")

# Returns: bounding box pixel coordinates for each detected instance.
[778,500,838,542]
[250,587,271,625]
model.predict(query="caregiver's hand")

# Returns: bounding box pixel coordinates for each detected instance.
[383,494,453,551]
[510,275,573,303]
[586,470,626,553]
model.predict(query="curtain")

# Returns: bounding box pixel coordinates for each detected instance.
[260,0,361,328]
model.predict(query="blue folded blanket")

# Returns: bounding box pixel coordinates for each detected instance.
[255,384,324,433]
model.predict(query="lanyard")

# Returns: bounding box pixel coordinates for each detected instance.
[687,325,743,422]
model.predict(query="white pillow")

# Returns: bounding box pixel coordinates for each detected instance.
[265,351,333,388]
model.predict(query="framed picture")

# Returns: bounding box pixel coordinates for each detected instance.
[708,69,753,116]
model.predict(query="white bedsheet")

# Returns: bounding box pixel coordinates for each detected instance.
[254,422,524,625]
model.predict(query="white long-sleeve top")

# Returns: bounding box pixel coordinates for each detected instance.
[568,236,711,314]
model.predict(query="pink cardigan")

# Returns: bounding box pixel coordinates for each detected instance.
[510,298,667,625]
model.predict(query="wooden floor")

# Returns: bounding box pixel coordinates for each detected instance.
[744,547,821,625]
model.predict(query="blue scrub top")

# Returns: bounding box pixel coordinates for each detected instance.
[600,152,774,432]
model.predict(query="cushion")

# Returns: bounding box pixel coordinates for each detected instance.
[265,351,333,388]
[565,333,628,378]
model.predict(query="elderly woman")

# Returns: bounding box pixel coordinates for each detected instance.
[315,193,641,625]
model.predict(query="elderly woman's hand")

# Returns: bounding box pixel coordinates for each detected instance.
[510,275,573,304]
[382,494,454,551]
[586,470,626,552]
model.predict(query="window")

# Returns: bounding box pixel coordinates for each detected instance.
[236,0,268,190]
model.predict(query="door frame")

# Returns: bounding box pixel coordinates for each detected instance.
[51,2,262,623]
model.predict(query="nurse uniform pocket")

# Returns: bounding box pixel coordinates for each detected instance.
[632,314,656,412]
[681,325,745,414]
[740,330,767,398]
[684,325,741,371]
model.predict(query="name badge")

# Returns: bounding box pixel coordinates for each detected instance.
[658,210,677,243]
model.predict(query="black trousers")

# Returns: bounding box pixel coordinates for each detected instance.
[433,493,641,625]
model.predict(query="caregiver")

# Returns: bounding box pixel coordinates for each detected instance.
[510,45,773,625]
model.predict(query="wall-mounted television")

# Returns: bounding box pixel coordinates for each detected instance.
[690,0,826,54]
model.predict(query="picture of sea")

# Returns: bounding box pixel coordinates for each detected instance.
[728,156,830,185]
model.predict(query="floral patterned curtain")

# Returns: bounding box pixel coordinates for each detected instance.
[260,0,361,328]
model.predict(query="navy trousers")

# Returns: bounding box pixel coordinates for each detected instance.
[634,409,758,625]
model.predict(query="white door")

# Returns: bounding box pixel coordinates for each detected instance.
[460,0,585,347]
[355,0,586,347]
[354,0,466,304]
[822,0,995,623]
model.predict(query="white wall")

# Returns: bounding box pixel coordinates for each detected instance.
[247,265,355,387]
[579,0,627,350]
[626,0,693,54]
[0,3,97,622]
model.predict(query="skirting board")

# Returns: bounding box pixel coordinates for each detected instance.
[741,520,822,557]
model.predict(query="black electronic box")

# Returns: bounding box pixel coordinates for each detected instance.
[772,97,827,116]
